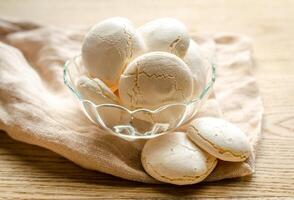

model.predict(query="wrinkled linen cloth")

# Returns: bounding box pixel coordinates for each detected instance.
[0,18,263,183]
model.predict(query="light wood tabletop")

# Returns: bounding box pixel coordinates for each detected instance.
[0,0,294,199]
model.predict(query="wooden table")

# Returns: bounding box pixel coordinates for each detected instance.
[0,0,293,199]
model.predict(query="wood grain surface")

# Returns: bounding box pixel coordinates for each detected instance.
[0,0,294,199]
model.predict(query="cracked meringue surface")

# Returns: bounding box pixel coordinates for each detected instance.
[82,17,145,90]
[118,51,194,110]
[138,18,190,58]
[187,117,252,162]
[141,132,218,185]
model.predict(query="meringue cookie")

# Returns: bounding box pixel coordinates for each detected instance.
[76,76,130,127]
[183,39,206,99]
[141,132,218,185]
[138,18,190,58]
[77,76,119,104]
[119,51,193,110]
[82,17,145,90]
[187,117,252,162]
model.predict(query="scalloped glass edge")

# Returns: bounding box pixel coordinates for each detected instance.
[63,55,216,139]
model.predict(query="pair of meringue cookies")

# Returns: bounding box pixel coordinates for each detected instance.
[141,117,252,185]
[78,17,205,114]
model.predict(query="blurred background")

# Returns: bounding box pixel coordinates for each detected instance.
[0,0,288,33]
[1,0,291,63]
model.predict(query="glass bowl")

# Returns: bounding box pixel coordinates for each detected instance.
[64,55,215,139]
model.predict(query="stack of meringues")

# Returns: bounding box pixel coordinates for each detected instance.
[76,17,252,185]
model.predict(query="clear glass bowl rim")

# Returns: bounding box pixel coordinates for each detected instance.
[63,55,216,115]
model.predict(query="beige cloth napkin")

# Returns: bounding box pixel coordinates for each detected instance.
[0,18,263,183]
